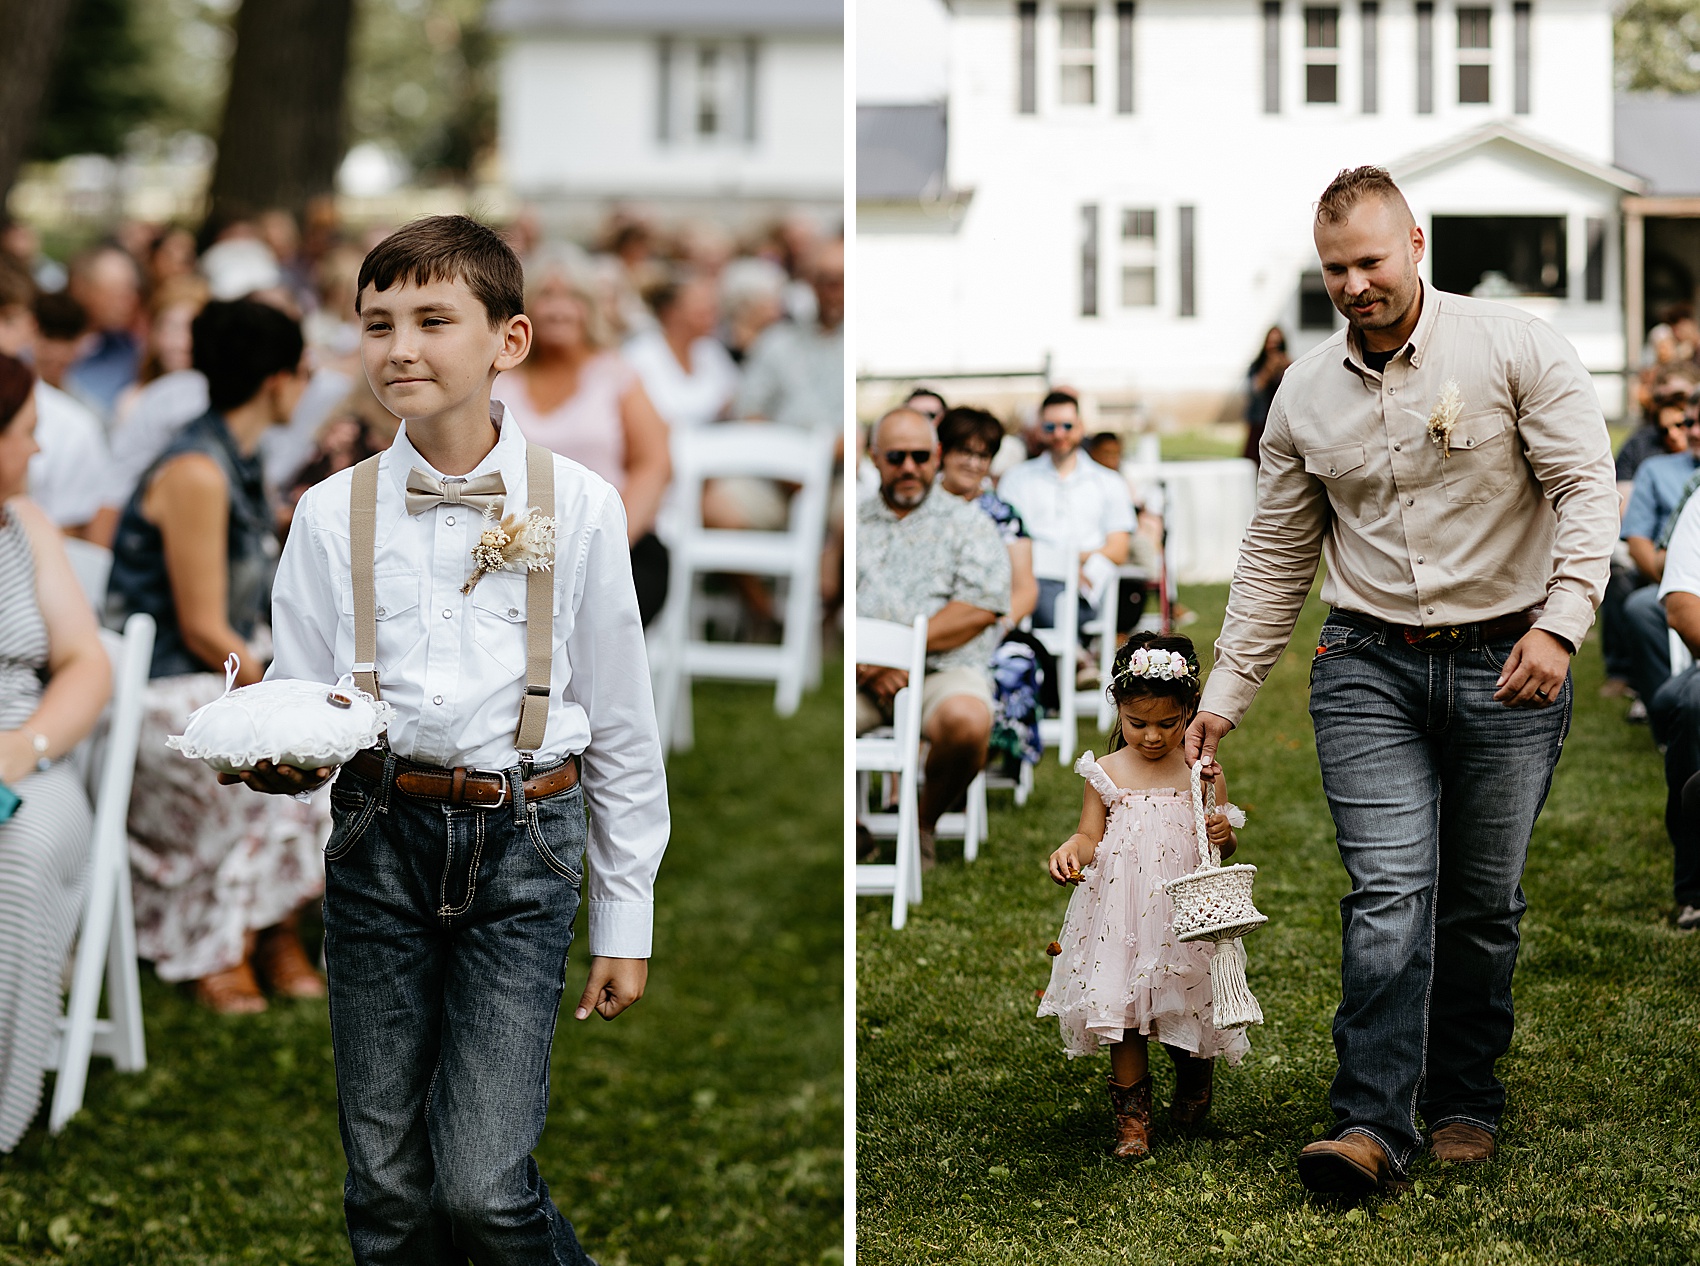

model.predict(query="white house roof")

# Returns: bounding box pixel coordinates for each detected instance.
[858,103,948,201]
[1391,121,1646,195]
[1615,93,1700,196]
[488,0,841,35]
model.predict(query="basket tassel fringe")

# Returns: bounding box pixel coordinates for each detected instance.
[1209,937,1263,1029]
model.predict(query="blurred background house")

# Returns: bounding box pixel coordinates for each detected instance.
[859,0,1689,426]
[490,0,843,238]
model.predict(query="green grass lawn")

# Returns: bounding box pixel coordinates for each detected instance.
[857,588,1700,1265]
[0,669,844,1265]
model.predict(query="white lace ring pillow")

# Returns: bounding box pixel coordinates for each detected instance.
[168,655,395,775]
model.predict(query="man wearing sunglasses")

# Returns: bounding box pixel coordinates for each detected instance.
[1617,371,1700,717]
[857,407,1011,868]
[995,390,1136,638]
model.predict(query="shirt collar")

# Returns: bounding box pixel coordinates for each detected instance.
[388,399,518,490]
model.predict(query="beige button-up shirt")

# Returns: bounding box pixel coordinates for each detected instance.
[1200,286,1617,726]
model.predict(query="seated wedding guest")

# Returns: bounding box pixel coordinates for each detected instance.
[997,390,1135,636]
[1646,489,1700,930]
[493,246,672,625]
[64,246,144,419]
[112,274,207,429]
[936,405,1043,772]
[0,259,112,541]
[280,378,400,522]
[105,299,329,1014]
[858,407,1010,868]
[735,237,843,436]
[0,352,113,1151]
[1618,377,1700,720]
[905,387,947,426]
[719,255,787,365]
[30,292,89,395]
[624,270,739,432]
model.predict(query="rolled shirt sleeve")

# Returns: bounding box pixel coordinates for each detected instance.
[561,486,670,959]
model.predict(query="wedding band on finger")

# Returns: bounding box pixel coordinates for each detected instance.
[1536,688,1549,699]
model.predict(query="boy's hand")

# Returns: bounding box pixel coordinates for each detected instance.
[1205,811,1237,860]
[1048,837,1096,885]
[575,956,647,1021]
[218,760,334,795]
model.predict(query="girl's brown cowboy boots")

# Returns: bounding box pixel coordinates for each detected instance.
[1107,1075,1153,1159]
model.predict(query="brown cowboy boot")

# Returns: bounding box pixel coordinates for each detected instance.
[1165,1044,1214,1128]
[1107,1075,1153,1159]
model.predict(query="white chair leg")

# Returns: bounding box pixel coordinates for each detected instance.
[963,770,987,861]
[107,862,146,1072]
[1015,758,1033,807]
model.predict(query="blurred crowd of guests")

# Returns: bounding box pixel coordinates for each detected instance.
[0,197,844,1108]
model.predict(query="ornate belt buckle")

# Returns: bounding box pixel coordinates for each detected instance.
[1408,625,1464,650]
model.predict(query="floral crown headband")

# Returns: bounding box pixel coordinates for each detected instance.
[1111,646,1199,689]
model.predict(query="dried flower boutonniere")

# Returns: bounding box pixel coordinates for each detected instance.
[462,505,558,594]
[1426,379,1464,458]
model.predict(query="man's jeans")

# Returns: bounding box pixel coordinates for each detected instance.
[1623,583,1672,706]
[1647,665,1700,908]
[323,754,596,1266]
[1308,612,1570,1174]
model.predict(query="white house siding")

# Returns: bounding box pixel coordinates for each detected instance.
[858,0,1633,420]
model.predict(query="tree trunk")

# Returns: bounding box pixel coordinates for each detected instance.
[0,0,78,211]
[207,0,356,227]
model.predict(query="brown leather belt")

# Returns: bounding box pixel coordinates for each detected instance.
[345,748,578,807]
[1338,607,1537,650]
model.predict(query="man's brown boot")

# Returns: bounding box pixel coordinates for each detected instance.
[1429,1122,1495,1163]
[1165,1045,1214,1128]
[1296,1132,1396,1194]
[1107,1075,1153,1160]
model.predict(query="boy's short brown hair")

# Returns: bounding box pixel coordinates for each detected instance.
[356,215,524,327]
[1315,165,1415,228]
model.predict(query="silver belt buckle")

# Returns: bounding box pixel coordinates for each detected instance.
[472,768,510,808]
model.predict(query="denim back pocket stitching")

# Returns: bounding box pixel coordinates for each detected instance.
[325,789,379,861]
[1313,625,1380,661]
[527,792,585,884]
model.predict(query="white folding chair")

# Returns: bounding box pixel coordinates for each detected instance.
[1030,539,1081,764]
[932,769,987,861]
[651,423,836,752]
[48,611,153,1132]
[62,538,112,611]
[854,616,926,929]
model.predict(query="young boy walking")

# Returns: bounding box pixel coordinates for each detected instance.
[235,215,668,1264]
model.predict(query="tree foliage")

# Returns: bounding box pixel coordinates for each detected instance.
[27,0,163,160]
[1616,0,1700,92]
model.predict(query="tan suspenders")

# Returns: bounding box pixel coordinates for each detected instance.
[348,444,556,755]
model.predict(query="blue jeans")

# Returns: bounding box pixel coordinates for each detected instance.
[1648,665,1700,907]
[1308,611,1570,1174]
[1622,583,1671,706]
[323,753,596,1266]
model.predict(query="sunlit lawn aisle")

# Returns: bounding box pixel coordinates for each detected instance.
[0,667,843,1266]
[857,585,1700,1265]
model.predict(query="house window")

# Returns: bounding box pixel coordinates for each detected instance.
[1299,271,1337,329]
[658,38,757,145]
[1514,1,1531,113]
[1416,1,1434,114]
[1263,1,1282,114]
[1432,215,1568,298]
[1360,1,1378,113]
[1178,205,1196,317]
[1120,208,1157,307]
[1081,204,1100,317]
[1018,1,1038,113]
[1457,6,1491,104]
[1116,2,1135,114]
[1059,6,1097,105]
[1585,217,1605,302]
[1305,7,1340,104]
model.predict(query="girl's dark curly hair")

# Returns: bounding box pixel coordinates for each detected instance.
[1104,632,1202,751]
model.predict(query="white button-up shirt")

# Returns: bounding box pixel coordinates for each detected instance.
[267,406,669,958]
[996,452,1137,570]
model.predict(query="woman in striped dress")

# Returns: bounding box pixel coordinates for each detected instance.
[0,353,113,1151]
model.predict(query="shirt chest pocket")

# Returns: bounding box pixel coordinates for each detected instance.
[1303,443,1383,529]
[340,570,423,673]
[470,572,533,678]
[1440,410,1518,505]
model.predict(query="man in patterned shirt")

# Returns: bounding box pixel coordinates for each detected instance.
[858,406,1011,866]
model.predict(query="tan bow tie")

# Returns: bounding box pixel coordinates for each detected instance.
[404,468,506,516]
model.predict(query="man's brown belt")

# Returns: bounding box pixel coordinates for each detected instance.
[1339,607,1537,650]
[346,748,578,807]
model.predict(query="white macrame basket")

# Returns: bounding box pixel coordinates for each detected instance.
[1162,760,1268,1029]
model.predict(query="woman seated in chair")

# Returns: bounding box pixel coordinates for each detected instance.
[105,301,329,1015]
[0,352,113,1151]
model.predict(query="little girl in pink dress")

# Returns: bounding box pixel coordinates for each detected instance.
[1038,633,1248,1159]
